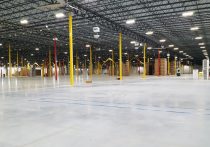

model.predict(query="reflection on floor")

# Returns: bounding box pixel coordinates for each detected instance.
[0,75,210,147]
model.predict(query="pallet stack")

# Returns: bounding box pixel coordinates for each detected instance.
[170,60,175,75]
[122,61,130,76]
[146,62,149,75]
[155,58,167,76]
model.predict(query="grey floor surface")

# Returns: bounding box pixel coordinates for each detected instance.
[0,75,210,147]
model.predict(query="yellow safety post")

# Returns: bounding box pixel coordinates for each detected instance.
[143,43,146,79]
[112,51,114,76]
[89,46,93,81]
[9,44,12,78]
[119,32,122,80]
[69,13,74,86]
[49,49,52,77]
[17,51,18,76]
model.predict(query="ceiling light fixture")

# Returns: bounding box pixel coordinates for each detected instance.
[159,39,166,43]
[190,27,199,31]
[147,47,152,50]
[145,31,153,35]
[126,19,135,25]
[20,19,28,24]
[195,37,203,40]
[55,12,65,18]
[35,48,39,51]
[0,43,2,46]
[174,48,179,50]
[198,43,205,46]
[182,11,194,17]
[86,44,90,48]
[130,41,136,44]
[169,44,174,47]
[200,46,206,49]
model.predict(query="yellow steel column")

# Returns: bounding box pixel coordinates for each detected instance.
[119,32,122,80]
[112,51,114,76]
[49,49,52,77]
[143,43,146,79]
[9,44,12,78]
[69,14,74,86]
[89,46,93,81]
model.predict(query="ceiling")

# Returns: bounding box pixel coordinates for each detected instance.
[0,0,210,65]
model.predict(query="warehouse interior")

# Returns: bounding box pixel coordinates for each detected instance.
[0,0,210,147]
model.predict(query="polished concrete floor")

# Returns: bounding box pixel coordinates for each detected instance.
[0,75,210,147]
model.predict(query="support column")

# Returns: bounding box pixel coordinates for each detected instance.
[89,46,93,81]
[42,62,44,78]
[158,49,161,76]
[112,51,114,76]
[53,35,58,80]
[49,49,52,77]
[128,53,130,75]
[174,57,177,75]
[143,43,146,79]
[69,14,74,85]
[21,56,23,67]
[17,51,19,76]
[9,44,12,78]
[76,51,79,77]
[168,57,170,75]
[119,32,122,80]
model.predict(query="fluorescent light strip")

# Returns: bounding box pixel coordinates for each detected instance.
[20,19,28,24]
[190,27,199,31]
[182,11,194,17]
[169,44,174,47]
[198,43,205,46]
[159,39,166,43]
[145,31,153,35]
[126,19,135,24]
[55,13,65,18]
[195,37,203,40]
